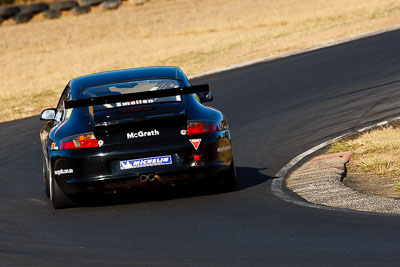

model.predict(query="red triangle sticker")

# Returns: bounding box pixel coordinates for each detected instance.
[189,139,201,150]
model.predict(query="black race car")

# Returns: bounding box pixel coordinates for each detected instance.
[40,66,236,209]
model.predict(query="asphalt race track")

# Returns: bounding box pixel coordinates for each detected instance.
[2,29,400,266]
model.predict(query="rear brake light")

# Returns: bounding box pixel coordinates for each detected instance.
[60,133,98,150]
[187,120,220,135]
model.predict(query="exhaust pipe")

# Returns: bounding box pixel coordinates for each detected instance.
[148,174,155,182]
[139,174,156,183]
[139,174,148,183]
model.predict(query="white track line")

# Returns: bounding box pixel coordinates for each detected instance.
[271,116,400,215]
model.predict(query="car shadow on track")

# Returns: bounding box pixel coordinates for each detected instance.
[75,166,272,208]
[236,166,271,190]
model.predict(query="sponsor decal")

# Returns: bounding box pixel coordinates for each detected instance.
[117,99,154,107]
[51,142,59,150]
[98,140,104,147]
[127,129,160,139]
[104,99,155,109]
[65,108,73,119]
[180,129,187,136]
[217,145,231,152]
[189,139,201,150]
[120,155,172,170]
[55,169,73,175]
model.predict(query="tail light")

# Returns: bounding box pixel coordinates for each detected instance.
[60,133,98,150]
[187,120,220,135]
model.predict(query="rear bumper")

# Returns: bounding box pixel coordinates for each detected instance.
[49,131,233,195]
[57,162,230,195]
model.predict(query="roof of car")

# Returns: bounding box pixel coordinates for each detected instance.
[69,66,187,96]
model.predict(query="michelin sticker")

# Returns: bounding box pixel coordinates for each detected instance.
[120,155,172,170]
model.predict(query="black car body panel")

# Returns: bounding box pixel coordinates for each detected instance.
[40,66,234,208]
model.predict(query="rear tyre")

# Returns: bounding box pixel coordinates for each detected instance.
[70,5,91,15]
[43,157,50,198]
[18,3,49,14]
[43,9,61,19]
[0,6,20,20]
[101,0,121,10]
[219,160,237,192]
[49,167,76,209]
[12,12,34,24]
[49,1,78,11]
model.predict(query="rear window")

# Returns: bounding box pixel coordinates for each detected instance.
[81,79,182,109]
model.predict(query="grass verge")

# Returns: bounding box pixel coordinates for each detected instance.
[328,125,400,191]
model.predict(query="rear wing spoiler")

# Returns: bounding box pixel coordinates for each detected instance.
[64,84,209,109]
